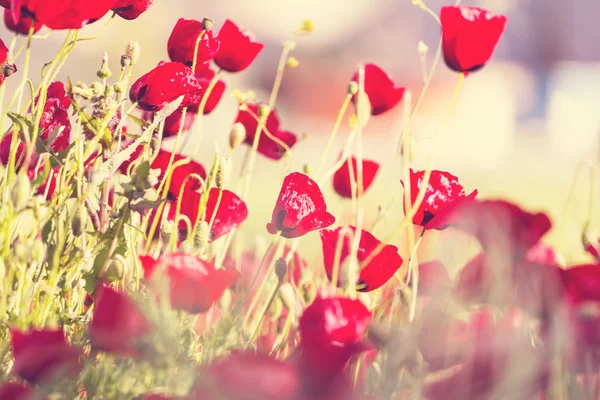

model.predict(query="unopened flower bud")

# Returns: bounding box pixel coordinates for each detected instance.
[348,81,359,96]
[193,221,210,249]
[275,257,287,282]
[71,205,85,237]
[91,82,103,95]
[97,52,112,79]
[123,40,140,67]
[229,122,246,149]
[202,18,214,31]
[258,104,271,118]
[286,56,299,68]
[113,79,127,94]
[215,157,231,189]
[160,220,174,243]
[417,40,429,56]
[12,172,31,210]
[72,82,94,99]
[106,260,124,282]
[303,164,312,175]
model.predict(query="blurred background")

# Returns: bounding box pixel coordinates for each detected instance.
[4,0,600,268]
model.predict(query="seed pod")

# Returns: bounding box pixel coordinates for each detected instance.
[229,122,246,149]
[97,52,112,79]
[202,18,214,31]
[106,259,124,282]
[275,257,287,282]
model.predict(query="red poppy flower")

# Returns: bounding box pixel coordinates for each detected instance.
[140,253,238,314]
[130,61,202,111]
[27,164,59,200]
[112,0,152,20]
[0,38,14,86]
[441,5,507,73]
[332,155,379,198]
[455,199,552,259]
[421,307,549,399]
[171,187,248,242]
[189,67,226,115]
[160,109,196,138]
[410,260,452,296]
[168,18,219,72]
[267,172,335,239]
[296,296,371,396]
[2,0,118,30]
[320,226,402,291]
[0,133,25,169]
[3,9,41,34]
[151,148,206,197]
[402,169,477,230]
[214,19,264,73]
[191,352,301,400]
[0,382,43,400]
[11,328,82,384]
[235,104,297,160]
[350,63,405,116]
[89,285,151,357]
[38,81,71,153]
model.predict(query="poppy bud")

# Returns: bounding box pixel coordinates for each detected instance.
[12,172,31,211]
[275,257,287,282]
[71,206,85,237]
[193,221,210,249]
[229,122,246,149]
[286,56,299,68]
[114,79,127,94]
[4,63,16,78]
[72,82,94,99]
[91,82,103,95]
[303,164,311,175]
[202,18,213,31]
[215,157,231,190]
[106,260,124,282]
[123,40,140,67]
[258,104,271,118]
[97,52,112,79]
[348,81,359,96]
[160,220,174,243]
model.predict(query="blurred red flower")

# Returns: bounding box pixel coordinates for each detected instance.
[402,168,477,230]
[1,0,118,30]
[214,19,264,73]
[267,172,335,239]
[140,253,238,314]
[11,328,81,384]
[350,63,405,116]
[333,155,379,199]
[130,61,202,111]
[192,352,301,399]
[296,296,371,396]
[112,0,153,20]
[441,5,507,73]
[89,285,151,357]
[3,8,41,34]
[158,108,196,138]
[320,226,402,292]
[172,187,248,242]
[235,104,297,160]
[150,148,206,198]
[167,18,219,72]
[0,382,44,400]
[410,260,452,296]
[190,67,226,115]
